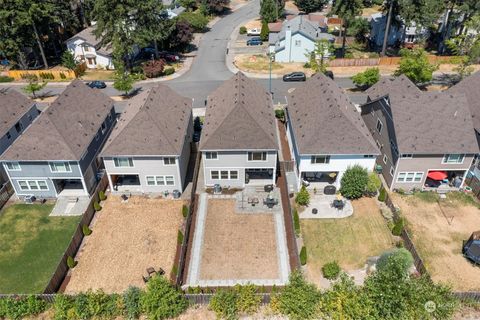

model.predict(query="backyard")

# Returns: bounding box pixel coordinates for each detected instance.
[0,203,80,293]
[64,195,184,293]
[301,197,395,286]
[391,191,480,291]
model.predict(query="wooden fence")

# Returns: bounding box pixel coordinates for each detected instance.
[8,69,76,81]
[328,55,461,68]
[43,175,109,294]
[465,174,480,200]
[0,181,14,211]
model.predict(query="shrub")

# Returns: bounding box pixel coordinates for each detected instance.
[378,187,386,202]
[366,173,381,195]
[67,256,77,269]
[260,20,269,41]
[143,59,166,78]
[177,230,184,244]
[82,290,120,319]
[376,248,413,275]
[239,26,247,34]
[140,275,188,319]
[352,68,380,89]
[391,217,405,236]
[303,61,311,68]
[235,284,261,315]
[300,246,307,265]
[0,295,48,320]
[293,208,300,236]
[339,165,369,199]
[164,67,175,76]
[178,11,209,32]
[322,261,341,280]
[0,75,14,82]
[53,294,75,320]
[274,108,285,121]
[82,224,92,236]
[394,48,438,84]
[94,201,102,211]
[99,190,107,201]
[123,286,142,319]
[295,185,310,206]
[59,72,67,79]
[74,63,87,77]
[209,289,238,320]
[182,204,189,218]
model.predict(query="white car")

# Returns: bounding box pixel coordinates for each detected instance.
[247,28,261,36]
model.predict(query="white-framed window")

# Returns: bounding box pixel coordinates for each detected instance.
[389,167,394,176]
[211,170,219,179]
[248,152,267,161]
[383,97,390,107]
[230,170,238,179]
[5,162,21,171]
[163,157,176,165]
[221,170,229,179]
[442,154,465,164]
[397,172,423,183]
[18,180,48,191]
[383,155,388,164]
[401,154,413,159]
[165,176,174,185]
[205,152,218,160]
[146,176,156,186]
[376,119,383,134]
[49,162,72,173]
[210,170,239,180]
[113,157,134,167]
[145,175,174,186]
[311,155,330,164]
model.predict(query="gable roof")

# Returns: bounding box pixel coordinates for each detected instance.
[1,80,115,161]
[102,85,192,157]
[67,26,112,56]
[273,15,334,44]
[200,73,278,151]
[365,75,478,154]
[288,73,378,155]
[448,71,480,132]
[0,90,36,137]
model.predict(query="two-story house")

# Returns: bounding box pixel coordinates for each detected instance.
[101,85,193,194]
[66,26,114,69]
[285,73,379,191]
[360,75,478,191]
[0,80,116,198]
[200,72,279,188]
[0,90,39,184]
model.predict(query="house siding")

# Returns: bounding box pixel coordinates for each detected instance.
[66,38,114,69]
[275,32,315,63]
[178,115,193,190]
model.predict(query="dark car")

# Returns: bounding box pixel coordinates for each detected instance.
[246,38,263,46]
[158,52,180,62]
[282,72,306,82]
[87,81,107,89]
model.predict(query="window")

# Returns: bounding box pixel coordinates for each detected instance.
[211,170,219,179]
[383,155,388,164]
[406,34,415,43]
[163,157,176,165]
[165,176,174,186]
[6,132,11,139]
[363,155,375,158]
[205,152,218,159]
[221,171,229,179]
[383,97,390,106]
[114,157,134,167]
[397,172,423,183]
[5,162,21,171]
[311,155,330,164]
[442,154,465,164]
[101,121,107,134]
[376,119,383,133]
[145,176,174,186]
[146,176,155,186]
[390,167,394,176]
[37,181,48,190]
[401,154,413,159]
[248,152,267,161]
[295,40,301,47]
[49,162,72,172]
[14,122,23,133]
[230,170,238,179]
[18,181,28,191]
[18,180,48,191]
[156,176,165,185]
[211,170,238,180]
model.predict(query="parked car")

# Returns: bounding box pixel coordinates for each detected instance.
[246,38,263,46]
[282,72,306,82]
[247,28,261,36]
[87,81,107,89]
[158,52,180,62]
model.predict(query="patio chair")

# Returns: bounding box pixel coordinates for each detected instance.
[146,267,156,275]
[157,268,165,276]
[142,275,151,283]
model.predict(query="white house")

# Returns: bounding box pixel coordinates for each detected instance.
[285,73,379,191]
[269,15,335,63]
[66,26,114,69]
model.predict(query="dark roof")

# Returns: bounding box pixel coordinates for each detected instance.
[67,26,112,56]
[288,73,378,155]
[102,85,192,157]
[200,73,278,151]
[448,71,480,132]
[365,75,478,154]
[1,80,115,161]
[0,90,35,137]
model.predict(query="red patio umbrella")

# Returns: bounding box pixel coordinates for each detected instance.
[427,171,448,181]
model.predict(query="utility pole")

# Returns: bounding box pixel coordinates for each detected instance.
[381,0,393,57]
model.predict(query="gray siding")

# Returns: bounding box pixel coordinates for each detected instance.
[10,177,57,198]
[178,114,193,190]
[5,161,82,178]
[0,104,39,155]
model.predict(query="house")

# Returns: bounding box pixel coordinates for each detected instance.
[360,75,478,191]
[101,85,193,194]
[200,72,278,188]
[0,90,40,184]
[162,0,186,18]
[0,80,116,198]
[66,26,114,69]
[285,73,379,191]
[268,15,335,63]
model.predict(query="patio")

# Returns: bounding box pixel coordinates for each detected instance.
[299,194,353,219]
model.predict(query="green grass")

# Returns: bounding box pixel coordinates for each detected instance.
[411,191,440,203]
[0,204,80,293]
[445,192,480,209]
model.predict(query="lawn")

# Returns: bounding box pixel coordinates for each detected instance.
[301,197,395,285]
[0,204,80,293]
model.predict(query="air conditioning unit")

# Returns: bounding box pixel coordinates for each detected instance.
[24,195,36,204]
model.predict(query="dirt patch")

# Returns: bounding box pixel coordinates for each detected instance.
[199,199,279,280]
[391,193,480,291]
[65,196,184,293]
[234,54,314,75]
[243,18,262,30]
[284,0,299,13]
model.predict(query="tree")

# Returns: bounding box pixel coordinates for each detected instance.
[140,275,188,319]
[167,20,194,51]
[260,21,269,41]
[351,67,380,88]
[204,0,230,14]
[295,185,310,206]
[22,77,47,99]
[376,248,413,275]
[178,12,209,32]
[143,59,166,78]
[61,51,77,71]
[260,0,279,23]
[347,17,370,43]
[294,0,328,14]
[209,290,238,319]
[113,69,135,96]
[339,165,369,199]
[331,0,364,57]
[394,48,438,84]
[307,39,334,73]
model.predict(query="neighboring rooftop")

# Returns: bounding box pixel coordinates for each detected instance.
[364,75,478,154]
[102,85,192,157]
[1,80,114,161]
[288,73,378,155]
[448,71,480,132]
[67,26,112,56]
[269,15,334,46]
[200,72,278,151]
[0,90,35,137]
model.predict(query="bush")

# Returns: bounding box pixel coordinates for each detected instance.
[293,208,300,236]
[0,295,48,320]
[163,67,175,76]
[94,201,102,211]
[123,286,142,319]
[143,59,166,78]
[99,190,107,201]
[339,165,369,199]
[209,289,238,320]
[303,61,311,68]
[177,230,184,244]
[260,20,269,41]
[0,75,14,82]
[376,248,413,275]
[391,217,405,236]
[322,261,341,280]
[365,173,381,195]
[300,246,307,265]
[74,63,86,77]
[295,185,310,206]
[235,284,261,315]
[352,68,380,89]
[178,11,209,32]
[53,294,75,320]
[378,187,386,202]
[394,48,438,84]
[82,224,92,236]
[140,275,187,319]
[239,26,247,34]
[59,72,67,79]
[274,108,285,121]
[182,205,189,218]
[84,290,120,319]
[67,256,77,269]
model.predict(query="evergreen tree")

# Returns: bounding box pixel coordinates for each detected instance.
[332,0,363,57]
[260,20,270,41]
[260,0,279,23]
[294,0,328,14]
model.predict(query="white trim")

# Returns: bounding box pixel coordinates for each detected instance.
[210,169,239,180]
[204,152,218,160]
[247,151,268,162]
[145,175,175,186]
[376,118,383,134]
[49,161,73,173]
[163,157,176,166]
[396,171,424,183]
[383,155,388,164]
[17,179,49,191]
[113,157,135,168]
[4,162,21,171]
[441,154,465,164]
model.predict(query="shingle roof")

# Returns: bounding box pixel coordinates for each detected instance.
[200,72,278,151]
[0,90,35,137]
[1,80,114,161]
[274,15,334,45]
[448,71,480,132]
[102,85,192,157]
[365,75,479,154]
[288,73,378,155]
[67,26,112,56]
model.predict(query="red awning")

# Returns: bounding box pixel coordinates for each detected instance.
[427,171,448,181]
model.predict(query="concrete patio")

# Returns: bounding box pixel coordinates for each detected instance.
[299,194,353,219]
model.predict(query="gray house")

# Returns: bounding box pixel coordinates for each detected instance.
[360,75,478,191]
[0,80,116,198]
[200,72,279,188]
[101,85,193,194]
